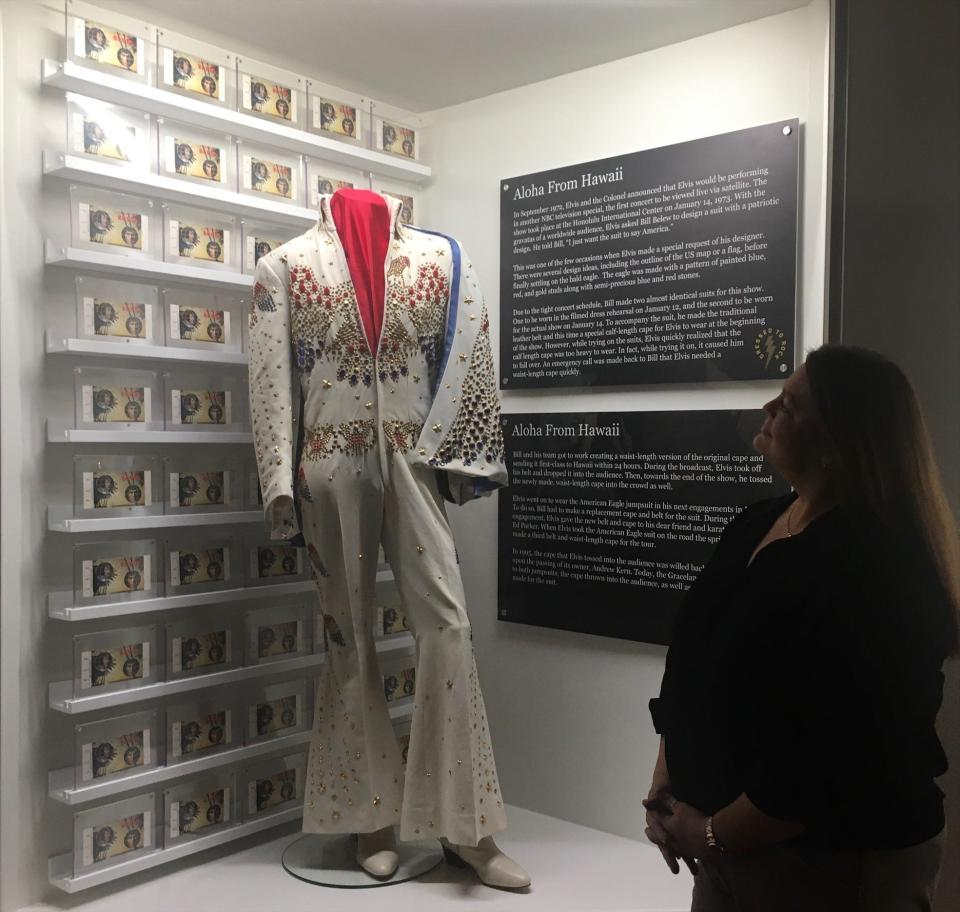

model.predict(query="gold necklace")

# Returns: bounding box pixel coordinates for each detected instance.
[785,500,798,537]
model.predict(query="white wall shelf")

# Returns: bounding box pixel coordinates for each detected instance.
[43,59,431,185]
[47,580,316,621]
[49,635,413,715]
[47,507,262,533]
[46,332,249,366]
[47,420,254,445]
[45,151,319,227]
[45,239,252,289]
[48,805,304,893]
[49,580,317,621]
[48,730,312,806]
[49,655,325,715]
[48,570,396,621]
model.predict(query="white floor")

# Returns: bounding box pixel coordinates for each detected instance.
[24,806,693,912]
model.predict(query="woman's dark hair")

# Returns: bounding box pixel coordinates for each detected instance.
[805,344,960,652]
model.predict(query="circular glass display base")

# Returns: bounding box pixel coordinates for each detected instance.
[281,832,443,888]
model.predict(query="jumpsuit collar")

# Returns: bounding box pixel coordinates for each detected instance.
[318,192,406,241]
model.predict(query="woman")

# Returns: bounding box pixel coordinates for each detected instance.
[646,345,958,911]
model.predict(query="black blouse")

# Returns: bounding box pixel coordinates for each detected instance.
[649,493,951,850]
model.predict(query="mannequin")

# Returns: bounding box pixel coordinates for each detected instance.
[248,190,529,889]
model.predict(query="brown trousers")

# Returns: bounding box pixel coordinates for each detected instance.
[691,832,944,912]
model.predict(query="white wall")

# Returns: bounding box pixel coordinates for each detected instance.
[423,2,830,840]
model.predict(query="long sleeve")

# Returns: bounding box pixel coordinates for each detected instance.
[413,244,507,504]
[248,255,300,540]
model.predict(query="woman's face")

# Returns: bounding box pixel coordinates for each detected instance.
[753,363,830,480]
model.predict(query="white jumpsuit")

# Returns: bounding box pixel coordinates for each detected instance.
[248,194,508,846]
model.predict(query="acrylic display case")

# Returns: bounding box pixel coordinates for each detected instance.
[240,219,298,275]
[165,613,239,680]
[164,534,237,596]
[73,366,160,431]
[374,180,417,225]
[394,718,411,768]
[241,752,305,820]
[373,112,419,161]
[246,678,309,744]
[157,30,235,108]
[163,371,247,432]
[72,792,157,877]
[164,457,241,514]
[381,654,416,705]
[236,57,305,129]
[66,95,153,171]
[246,466,263,509]
[305,159,367,208]
[376,599,410,639]
[306,80,365,145]
[245,538,308,587]
[75,709,159,787]
[237,140,302,206]
[70,185,157,259]
[245,602,312,666]
[166,694,239,764]
[73,624,157,697]
[66,0,156,85]
[162,204,238,271]
[73,454,161,518]
[75,275,159,344]
[157,118,234,191]
[164,770,237,845]
[73,538,160,607]
[161,288,242,353]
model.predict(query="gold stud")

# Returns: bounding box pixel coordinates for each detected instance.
[480,814,486,825]
[416,545,424,554]
[365,402,373,409]
[322,379,332,389]
[469,314,476,320]
[373,795,381,806]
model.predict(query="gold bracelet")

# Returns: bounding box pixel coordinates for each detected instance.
[705,816,726,856]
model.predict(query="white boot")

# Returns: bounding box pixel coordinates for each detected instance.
[440,836,531,889]
[356,825,400,879]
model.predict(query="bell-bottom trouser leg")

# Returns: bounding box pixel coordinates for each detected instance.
[301,448,506,846]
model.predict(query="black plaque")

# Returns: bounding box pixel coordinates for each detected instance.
[500,121,799,388]
[498,411,789,644]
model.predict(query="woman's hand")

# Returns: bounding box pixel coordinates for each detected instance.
[656,796,710,860]
[644,787,701,875]
[645,739,687,873]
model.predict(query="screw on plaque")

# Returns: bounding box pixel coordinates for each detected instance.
[782,125,792,136]
[503,184,510,191]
